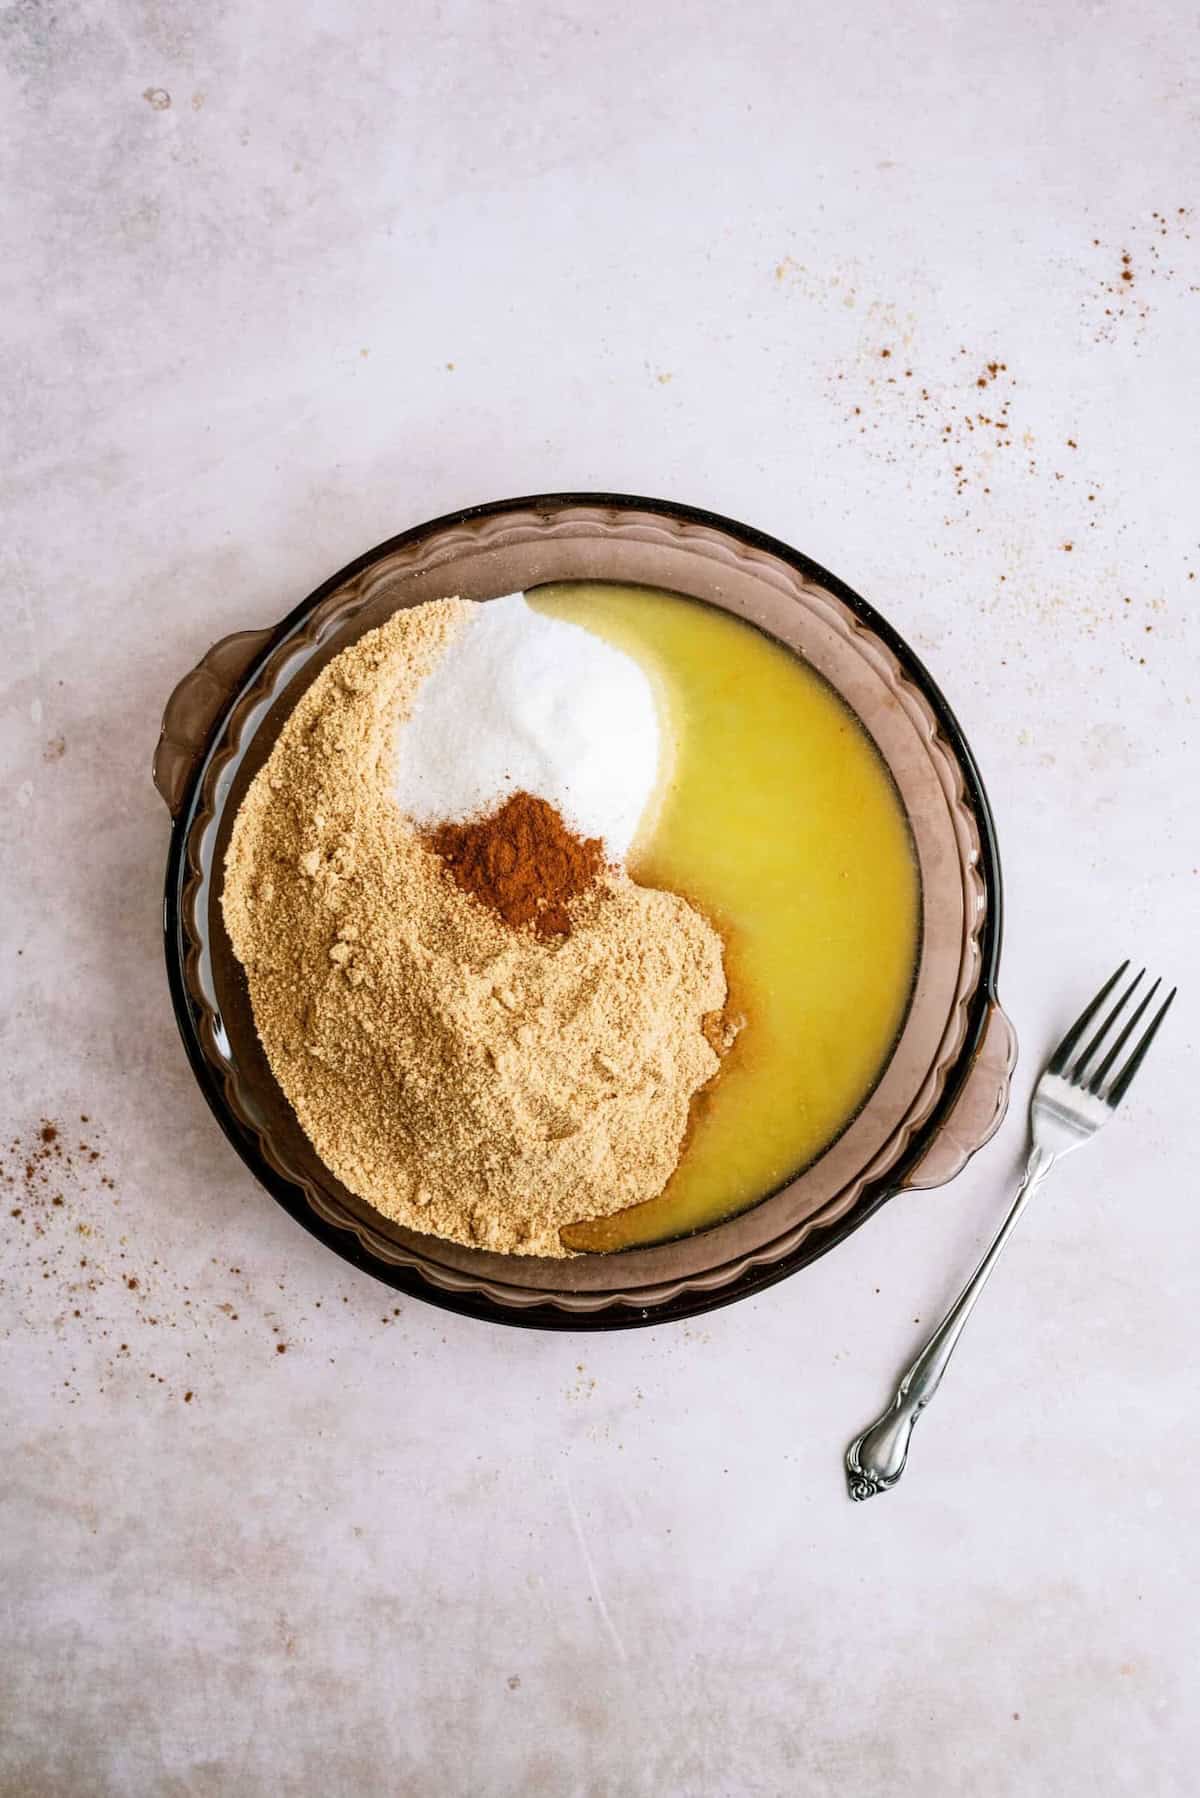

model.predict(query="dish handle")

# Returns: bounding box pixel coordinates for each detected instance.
[902,999,1018,1191]
[152,627,276,818]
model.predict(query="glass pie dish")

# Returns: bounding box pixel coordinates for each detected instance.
[154,494,1015,1329]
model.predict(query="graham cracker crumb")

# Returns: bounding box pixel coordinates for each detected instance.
[221,600,730,1257]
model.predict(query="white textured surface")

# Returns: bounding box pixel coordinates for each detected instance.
[392,592,661,859]
[2,4,1198,1794]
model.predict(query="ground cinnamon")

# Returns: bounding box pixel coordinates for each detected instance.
[427,791,604,937]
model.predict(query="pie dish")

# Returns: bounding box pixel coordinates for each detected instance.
[154,493,1015,1329]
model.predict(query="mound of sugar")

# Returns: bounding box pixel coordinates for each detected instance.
[392,592,661,861]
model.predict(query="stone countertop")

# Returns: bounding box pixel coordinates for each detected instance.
[2,4,1197,1794]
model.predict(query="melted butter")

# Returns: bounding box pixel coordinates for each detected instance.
[529,582,920,1252]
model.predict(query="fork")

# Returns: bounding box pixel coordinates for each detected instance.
[845,963,1176,1501]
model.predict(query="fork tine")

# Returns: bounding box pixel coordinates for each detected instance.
[1070,967,1144,1081]
[1106,987,1177,1107]
[1047,961,1130,1075]
[1087,978,1160,1095]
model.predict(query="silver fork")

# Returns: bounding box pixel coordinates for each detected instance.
[845,963,1176,1501]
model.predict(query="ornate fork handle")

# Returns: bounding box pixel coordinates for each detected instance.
[846,1144,1054,1500]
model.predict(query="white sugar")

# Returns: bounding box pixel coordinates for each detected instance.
[393,592,662,861]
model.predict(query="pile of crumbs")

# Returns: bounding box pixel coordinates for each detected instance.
[222,600,735,1257]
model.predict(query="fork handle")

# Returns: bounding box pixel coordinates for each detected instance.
[845,1144,1054,1500]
